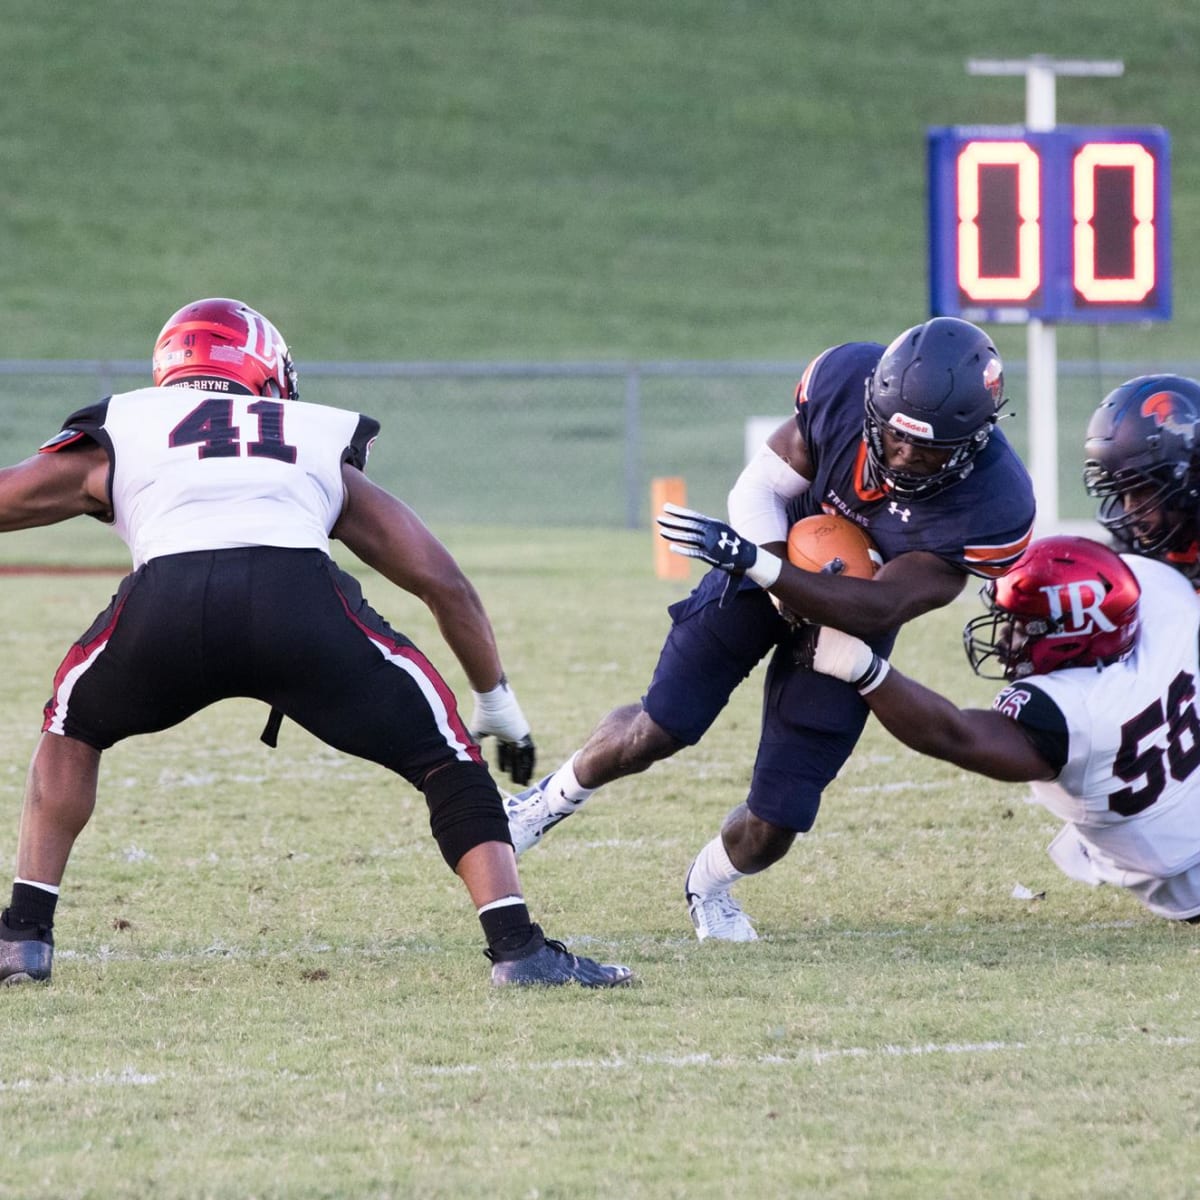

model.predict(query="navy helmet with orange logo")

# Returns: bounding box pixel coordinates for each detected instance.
[863,317,1006,500]
[1083,375,1200,554]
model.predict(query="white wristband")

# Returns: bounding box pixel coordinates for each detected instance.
[854,656,891,695]
[745,551,783,589]
[469,677,531,741]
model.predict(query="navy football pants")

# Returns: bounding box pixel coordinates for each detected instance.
[642,568,898,832]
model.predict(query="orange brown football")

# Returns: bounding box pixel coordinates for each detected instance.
[786,514,882,578]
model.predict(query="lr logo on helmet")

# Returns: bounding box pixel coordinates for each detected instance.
[1041,580,1116,634]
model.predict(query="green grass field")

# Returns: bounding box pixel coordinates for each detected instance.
[2,528,1199,1198]
[5,2,1200,1196]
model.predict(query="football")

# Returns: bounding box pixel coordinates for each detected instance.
[786,513,881,578]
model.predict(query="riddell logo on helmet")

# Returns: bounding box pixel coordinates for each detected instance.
[982,357,1003,401]
[1039,580,1117,635]
[888,413,934,439]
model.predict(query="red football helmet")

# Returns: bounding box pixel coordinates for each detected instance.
[963,536,1140,680]
[151,298,298,399]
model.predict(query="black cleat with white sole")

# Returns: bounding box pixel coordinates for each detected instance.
[0,927,53,985]
[486,925,632,988]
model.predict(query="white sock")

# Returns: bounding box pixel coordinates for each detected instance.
[685,836,745,896]
[545,752,596,816]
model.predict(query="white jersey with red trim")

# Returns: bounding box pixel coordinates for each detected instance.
[43,388,379,569]
[1009,555,1200,917]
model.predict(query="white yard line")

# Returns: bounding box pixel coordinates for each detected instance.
[410,1033,1197,1076]
[2,1033,1192,1092]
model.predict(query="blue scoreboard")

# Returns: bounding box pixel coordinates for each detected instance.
[928,124,1171,323]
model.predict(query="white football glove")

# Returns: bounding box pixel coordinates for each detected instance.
[810,627,891,695]
[469,677,536,785]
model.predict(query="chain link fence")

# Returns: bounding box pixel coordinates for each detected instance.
[3,358,1198,529]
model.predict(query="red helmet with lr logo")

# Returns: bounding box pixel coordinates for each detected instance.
[152,298,299,400]
[963,536,1140,680]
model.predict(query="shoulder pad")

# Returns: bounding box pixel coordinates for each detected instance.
[38,398,110,454]
[39,428,92,454]
[344,415,381,472]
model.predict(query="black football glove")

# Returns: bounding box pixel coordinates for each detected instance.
[789,621,820,669]
[469,678,537,786]
[655,502,760,574]
[497,735,536,787]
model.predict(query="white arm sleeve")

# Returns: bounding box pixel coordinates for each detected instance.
[727,442,811,547]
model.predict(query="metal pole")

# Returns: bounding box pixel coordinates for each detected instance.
[624,365,642,528]
[1025,57,1059,531]
[965,55,1123,534]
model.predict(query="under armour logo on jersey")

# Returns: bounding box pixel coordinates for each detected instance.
[888,501,911,523]
[717,532,741,554]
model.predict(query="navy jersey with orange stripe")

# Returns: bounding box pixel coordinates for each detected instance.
[787,342,1035,579]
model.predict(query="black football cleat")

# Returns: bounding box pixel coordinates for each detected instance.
[486,925,633,988]
[0,932,53,985]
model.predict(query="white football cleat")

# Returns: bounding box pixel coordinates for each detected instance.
[504,776,570,856]
[684,860,758,941]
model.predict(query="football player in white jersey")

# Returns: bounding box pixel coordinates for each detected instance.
[0,298,631,988]
[804,535,1200,921]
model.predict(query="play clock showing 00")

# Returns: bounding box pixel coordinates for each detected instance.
[927,125,1171,323]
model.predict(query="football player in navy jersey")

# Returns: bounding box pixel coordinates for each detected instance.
[802,536,1200,923]
[0,298,631,988]
[508,317,1035,941]
[1083,374,1200,584]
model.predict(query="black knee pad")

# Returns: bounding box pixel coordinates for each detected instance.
[422,760,512,869]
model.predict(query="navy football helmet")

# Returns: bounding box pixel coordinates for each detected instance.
[964,536,1140,681]
[1083,374,1200,554]
[864,317,1006,500]
[152,298,299,400]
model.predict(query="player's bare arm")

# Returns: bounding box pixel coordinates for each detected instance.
[659,503,968,639]
[0,445,112,531]
[771,549,966,639]
[861,670,1056,783]
[332,465,505,692]
[765,418,814,480]
[805,620,1057,782]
